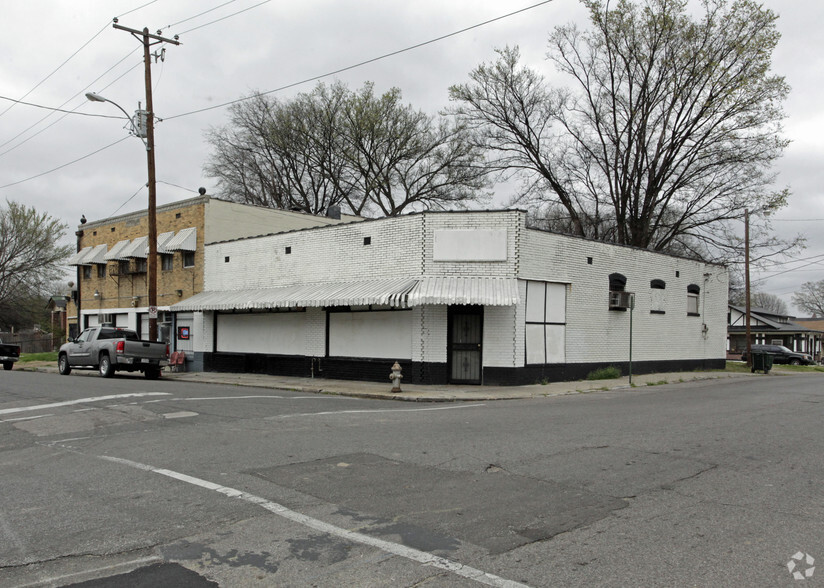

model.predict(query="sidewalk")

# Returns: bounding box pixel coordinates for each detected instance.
[17,361,758,402]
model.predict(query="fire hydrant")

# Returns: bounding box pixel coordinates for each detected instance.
[389,361,403,393]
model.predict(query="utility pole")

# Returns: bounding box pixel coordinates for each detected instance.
[744,209,752,367]
[112,20,179,341]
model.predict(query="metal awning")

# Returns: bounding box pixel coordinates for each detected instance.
[165,227,197,251]
[67,246,93,266]
[104,239,132,261]
[154,231,176,254]
[171,277,520,312]
[171,278,419,312]
[121,236,149,259]
[408,277,520,306]
[83,244,108,265]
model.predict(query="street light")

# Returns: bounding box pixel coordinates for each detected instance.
[85,91,158,341]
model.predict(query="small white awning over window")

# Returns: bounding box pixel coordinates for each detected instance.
[165,227,197,251]
[104,239,132,261]
[83,244,108,265]
[154,231,176,254]
[121,236,149,259]
[67,247,93,266]
[171,277,520,312]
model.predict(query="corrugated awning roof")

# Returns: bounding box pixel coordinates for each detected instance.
[83,244,108,265]
[171,277,520,312]
[67,246,93,266]
[120,236,149,259]
[154,231,176,254]
[104,239,132,261]
[165,227,197,251]
[172,278,418,312]
[408,277,519,306]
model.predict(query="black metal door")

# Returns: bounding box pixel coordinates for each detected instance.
[448,306,483,384]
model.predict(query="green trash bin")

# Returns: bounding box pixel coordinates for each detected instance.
[751,351,773,374]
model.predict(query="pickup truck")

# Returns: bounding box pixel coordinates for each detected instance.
[0,338,20,370]
[58,326,168,379]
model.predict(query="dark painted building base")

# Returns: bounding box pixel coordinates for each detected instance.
[201,352,726,386]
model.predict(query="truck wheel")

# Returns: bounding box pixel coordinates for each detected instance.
[2,362,12,371]
[144,368,160,380]
[58,354,71,375]
[99,354,114,378]
[790,358,801,366]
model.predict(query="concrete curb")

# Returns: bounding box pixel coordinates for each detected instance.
[12,362,769,402]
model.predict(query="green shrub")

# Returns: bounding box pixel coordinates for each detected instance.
[586,366,621,380]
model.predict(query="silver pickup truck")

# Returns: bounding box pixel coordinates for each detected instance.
[58,326,168,379]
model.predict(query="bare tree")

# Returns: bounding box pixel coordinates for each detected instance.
[792,281,824,317]
[730,290,787,315]
[0,201,72,328]
[206,81,490,217]
[449,0,797,262]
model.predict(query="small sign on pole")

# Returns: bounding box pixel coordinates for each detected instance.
[149,305,158,319]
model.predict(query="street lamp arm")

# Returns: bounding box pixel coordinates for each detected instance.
[85,92,146,145]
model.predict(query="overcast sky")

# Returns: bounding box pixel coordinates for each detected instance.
[1,0,822,314]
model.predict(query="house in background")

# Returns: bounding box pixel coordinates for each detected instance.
[172,209,728,384]
[66,195,355,341]
[727,306,823,360]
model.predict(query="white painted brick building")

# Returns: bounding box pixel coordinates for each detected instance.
[172,210,728,384]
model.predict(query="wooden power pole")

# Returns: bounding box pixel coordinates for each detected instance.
[112,20,179,341]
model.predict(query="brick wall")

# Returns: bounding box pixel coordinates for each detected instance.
[520,229,728,363]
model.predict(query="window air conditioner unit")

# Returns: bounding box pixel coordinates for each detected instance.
[609,291,634,310]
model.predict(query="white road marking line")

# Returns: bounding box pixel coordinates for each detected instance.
[99,455,531,588]
[0,414,54,423]
[275,404,487,418]
[51,436,92,444]
[14,556,163,588]
[162,411,199,419]
[0,393,171,416]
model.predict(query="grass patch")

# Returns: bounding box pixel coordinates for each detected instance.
[775,363,824,373]
[646,380,669,386]
[19,351,58,363]
[725,360,824,374]
[586,365,622,380]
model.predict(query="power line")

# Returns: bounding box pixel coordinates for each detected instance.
[108,182,148,218]
[0,23,110,120]
[0,51,142,156]
[117,0,160,19]
[164,0,242,30]
[157,180,199,193]
[0,95,125,119]
[165,0,556,120]
[0,137,131,190]
[176,0,272,35]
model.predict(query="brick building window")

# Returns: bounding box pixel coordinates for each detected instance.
[161,254,174,270]
[183,251,195,268]
[82,265,91,279]
[650,279,665,314]
[135,258,147,273]
[687,284,700,316]
[97,264,106,278]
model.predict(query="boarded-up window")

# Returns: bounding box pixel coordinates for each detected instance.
[329,310,412,360]
[525,281,566,364]
[217,312,307,354]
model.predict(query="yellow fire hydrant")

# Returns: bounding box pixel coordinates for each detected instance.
[389,361,403,393]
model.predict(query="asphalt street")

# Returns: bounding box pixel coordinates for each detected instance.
[0,369,821,587]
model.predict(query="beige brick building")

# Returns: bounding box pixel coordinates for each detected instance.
[67,195,353,342]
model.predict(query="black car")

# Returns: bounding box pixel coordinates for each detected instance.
[740,344,814,366]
